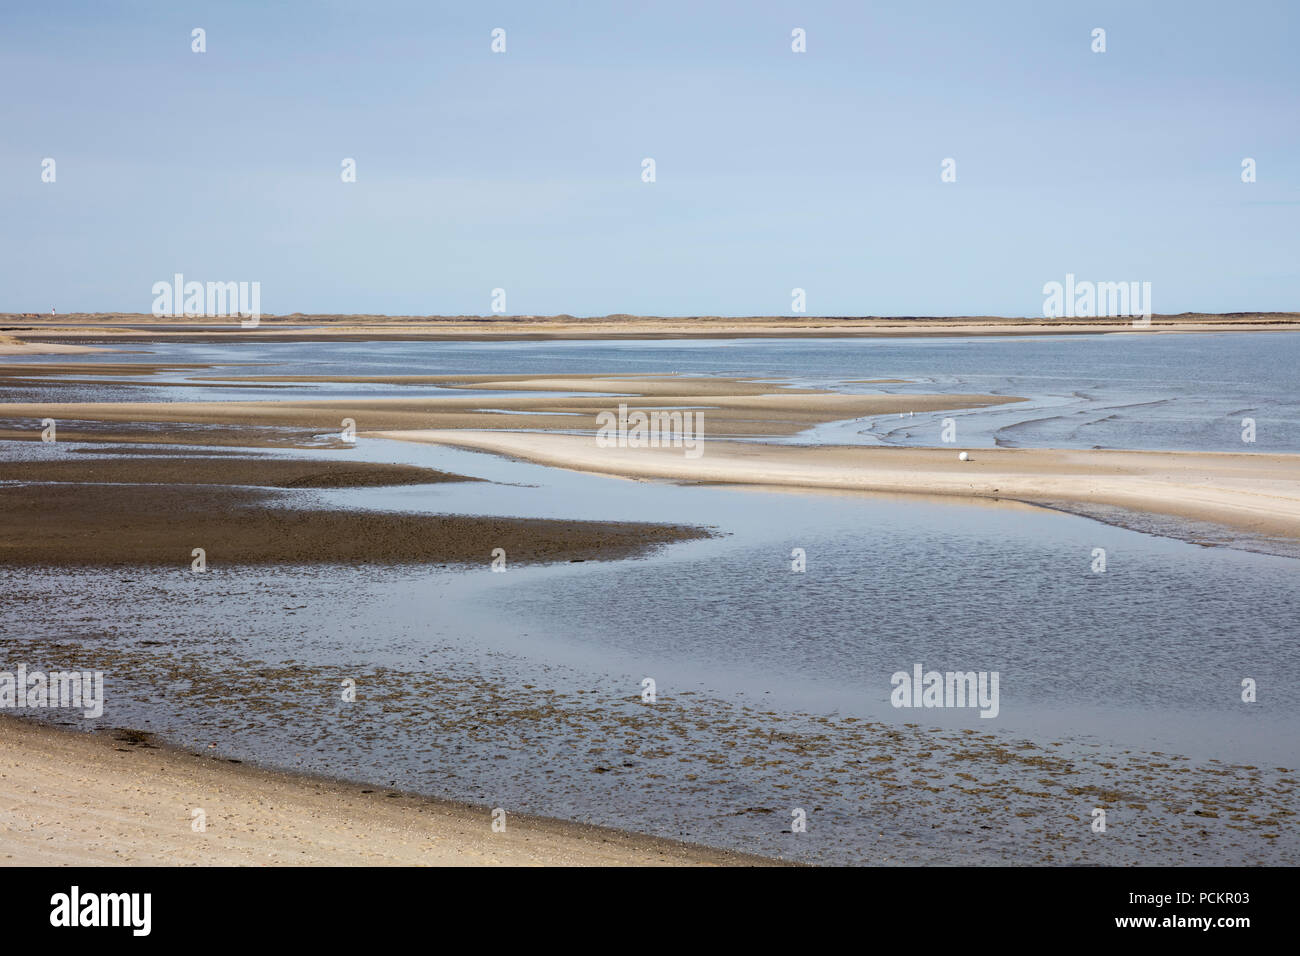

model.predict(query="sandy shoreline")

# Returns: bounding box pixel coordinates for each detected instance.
[5,636,1294,866]
[0,718,776,866]
[371,430,1300,548]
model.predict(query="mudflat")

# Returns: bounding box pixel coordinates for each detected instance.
[0,453,707,567]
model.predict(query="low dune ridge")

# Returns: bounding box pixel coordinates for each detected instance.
[3,311,1299,345]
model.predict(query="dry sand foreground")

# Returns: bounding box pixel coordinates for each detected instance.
[372,431,1300,545]
[0,720,775,866]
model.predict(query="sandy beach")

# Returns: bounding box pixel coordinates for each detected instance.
[0,719,774,866]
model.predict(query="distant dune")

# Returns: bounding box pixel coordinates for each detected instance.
[2,311,1298,345]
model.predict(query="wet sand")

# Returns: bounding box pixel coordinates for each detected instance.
[0,455,473,488]
[0,719,776,866]
[0,453,708,567]
[373,431,1300,547]
[0,374,1020,441]
[0,334,101,355]
[0,362,208,378]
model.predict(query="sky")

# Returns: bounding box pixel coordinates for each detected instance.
[2,0,1297,317]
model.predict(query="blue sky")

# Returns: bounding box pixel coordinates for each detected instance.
[3,0,1297,316]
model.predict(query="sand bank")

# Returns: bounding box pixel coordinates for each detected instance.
[0,455,471,489]
[0,334,103,355]
[371,431,1300,545]
[0,375,1020,442]
[0,453,707,567]
[0,719,772,866]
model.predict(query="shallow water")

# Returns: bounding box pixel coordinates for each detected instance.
[3,437,1297,864]
[5,331,1299,452]
[290,439,1300,762]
